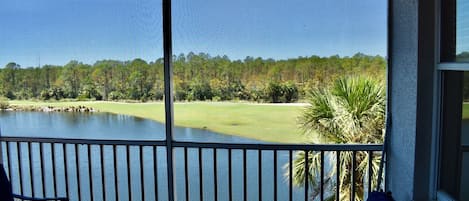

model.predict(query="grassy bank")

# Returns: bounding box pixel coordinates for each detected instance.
[9,100,312,143]
[463,103,469,120]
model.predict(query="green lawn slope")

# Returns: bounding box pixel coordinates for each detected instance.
[9,101,313,143]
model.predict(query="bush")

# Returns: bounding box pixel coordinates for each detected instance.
[265,81,283,103]
[212,96,221,102]
[48,88,65,100]
[78,84,102,100]
[174,90,187,101]
[140,96,148,102]
[153,89,164,101]
[40,90,51,100]
[282,82,299,103]
[5,91,15,100]
[248,87,265,102]
[0,97,9,110]
[61,86,79,99]
[230,81,249,100]
[14,89,33,100]
[108,91,125,101]
[189,81,212,101]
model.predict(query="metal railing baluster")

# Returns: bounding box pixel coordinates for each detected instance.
[18,142,24,195]
[320,151,324,201]
[28,142,35,197]
[126,145,131,201]
[51,143,58,198]
[63,144,70,199]
[88,145,94,201]
[336,151,340,201]
[113,145,119,201]
[140,146,145,201]
[228,148,232,201]
[289,150,293,201]
[304,150,309,201]
[100,145,106,201]
[75,144,81,201]
[184,147,189,201]
[368,151,373,194]
[39,142,46,197]
[154,146,159,201]
[258,150,262,201]
[86,145,94,201]
[273,150,277,201]
[243,149,247,201]
[213,148,218,201]
[351,151,357,201]
[199,148,203,201]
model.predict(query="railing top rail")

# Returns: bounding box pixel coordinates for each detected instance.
[0,136,167,146]
[172,141,383,151]
[0,136,383,151]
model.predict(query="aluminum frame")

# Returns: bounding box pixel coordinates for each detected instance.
[0,0,390,200]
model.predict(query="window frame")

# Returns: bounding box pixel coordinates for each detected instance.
[435,0,469,199]
[161,0,391,200]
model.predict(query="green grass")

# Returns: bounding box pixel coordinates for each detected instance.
[463,103,469,119]
[9,100,313,143]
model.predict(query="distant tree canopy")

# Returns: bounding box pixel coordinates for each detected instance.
[0,52,386,102]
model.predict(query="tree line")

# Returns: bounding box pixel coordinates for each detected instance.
[0,52,386,103]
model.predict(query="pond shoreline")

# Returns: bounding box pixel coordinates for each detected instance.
[1,105,97,113]
[4,100,309,143]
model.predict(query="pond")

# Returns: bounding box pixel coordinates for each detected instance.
[0,111,261,143]
[0,112,310,201]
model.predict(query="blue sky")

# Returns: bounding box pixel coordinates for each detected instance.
[0,0,387,67]
[457,0,469,55]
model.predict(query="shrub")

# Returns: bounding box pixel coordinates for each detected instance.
[5,91,15,100]
[248,87,265,102]
[212,96,221,102]
[0,97,9,110]
[265,81,283,103]
[108,91,125,101]
[189,81,212,101]
[174,90,187,101]
[40,90,51,100]
[48,88,65,100]
[282,82,299,103]
[153,90,164,100]
[14,89,33,100]
[78,84,103,100]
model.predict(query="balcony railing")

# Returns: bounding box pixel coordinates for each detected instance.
[0,136,383,201]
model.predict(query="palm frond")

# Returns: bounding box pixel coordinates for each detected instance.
[289,76,385,201]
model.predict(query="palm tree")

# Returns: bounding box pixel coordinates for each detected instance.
[285,76,385,201]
